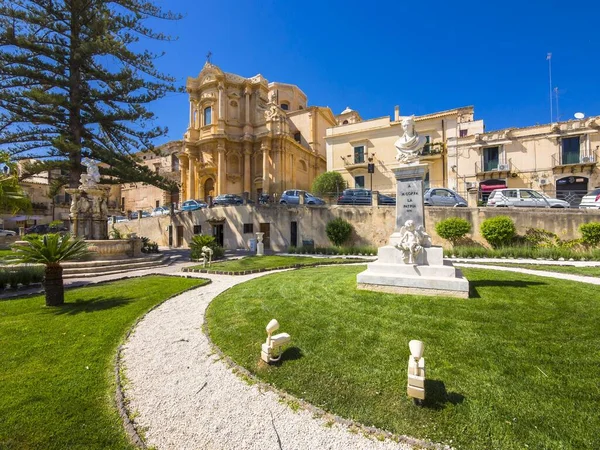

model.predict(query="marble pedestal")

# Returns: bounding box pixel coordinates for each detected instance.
[356,162,469,298]
[356,246,469,298]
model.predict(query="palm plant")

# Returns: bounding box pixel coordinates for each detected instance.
[11,234,89,306]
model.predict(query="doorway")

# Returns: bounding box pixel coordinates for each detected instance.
[176,226,184,247]
[290,221,298,248]
[212,224,224,247]
[204,178,215,201]
[556,176,588,207]
[259,223,271,250]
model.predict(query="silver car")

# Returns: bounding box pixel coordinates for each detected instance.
[486,188,569,208]
[424,188,467,207]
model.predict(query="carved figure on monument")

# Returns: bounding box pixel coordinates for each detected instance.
[394,117,427,164]
[79,157,101,189]
[77,194,92,215]
[396,220,431,264]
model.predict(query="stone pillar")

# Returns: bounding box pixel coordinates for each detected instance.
[372,191,379,207]
[390,163,428,245]
[217,142,226,195]
[180,153,189,200]
[243,142,252,194]
[467,188,479,208]
[188,155,196,200]
[261,140,270,194]
[189,101,193,128]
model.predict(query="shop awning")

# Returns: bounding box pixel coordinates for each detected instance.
[480,183,506,193]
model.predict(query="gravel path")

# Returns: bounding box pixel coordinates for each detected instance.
[121,272,418,450]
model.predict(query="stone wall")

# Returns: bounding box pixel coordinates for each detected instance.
[113,205,600,251]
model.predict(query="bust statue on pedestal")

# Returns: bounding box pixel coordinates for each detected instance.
[394,116,427,164]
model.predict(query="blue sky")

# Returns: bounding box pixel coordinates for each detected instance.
[148,0,600,145]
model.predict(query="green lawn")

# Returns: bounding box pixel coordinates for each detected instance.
[188,255,367,272]
[0,249,14,261]
[206,266,600,450]
[0,275,207,449]
[465,262,600,277]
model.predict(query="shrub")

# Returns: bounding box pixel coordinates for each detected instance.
[311,171,346,197]
[325,218,353,247]
[141,237,159,253]
[190,235,224,260]
[579,222,600,247]
[480,216,516,248]
[109,227,123,239]
[435,218,471,246]
[523,228,558,248]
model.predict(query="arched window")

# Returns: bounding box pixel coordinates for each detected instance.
[204,107,212,126]
[280,102,289,111]
[299,160,307,172]
[342,120,349,125]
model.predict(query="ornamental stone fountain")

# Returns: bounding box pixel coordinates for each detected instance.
[66,158,141,259]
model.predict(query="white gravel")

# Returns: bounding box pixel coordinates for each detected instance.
[121,272,419,450]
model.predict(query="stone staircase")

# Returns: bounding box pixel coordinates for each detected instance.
[61,254,174,279]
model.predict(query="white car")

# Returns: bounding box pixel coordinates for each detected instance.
[0,229,17,237]
[486,188,570,208]
[579,188,600,209]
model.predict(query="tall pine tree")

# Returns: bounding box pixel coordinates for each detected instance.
[0,0,181,190]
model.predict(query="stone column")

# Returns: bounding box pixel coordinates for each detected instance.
[261,140,270,194]
[180,153,189,200]
[189,101,194,128]
[217,142,226,195]
[244,87,251,124]
[243,141,252,194]
[188,155,196,200]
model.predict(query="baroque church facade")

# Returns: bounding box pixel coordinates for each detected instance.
[179,62,336,202]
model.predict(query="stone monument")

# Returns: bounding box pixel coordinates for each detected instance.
[356,117,469,298]
[256,232,264,256]
[67,158,111,240]
[66,158,142,259]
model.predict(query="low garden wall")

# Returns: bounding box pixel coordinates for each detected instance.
[113,205,600,252]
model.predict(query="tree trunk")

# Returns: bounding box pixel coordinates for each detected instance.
[44,264,64,306]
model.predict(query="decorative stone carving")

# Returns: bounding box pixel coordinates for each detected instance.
[264,104,283,121]
[79,157,101,190]
[201,246,213,267]
[395,117,427,164]
[395,220,431,264]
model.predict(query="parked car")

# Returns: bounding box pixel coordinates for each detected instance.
[151,206,171,216]
[24,223,69,234]
[337,188,396,206]
[182,199,208,211]
[486,189,570,208]
[279,190,325,205]
[579,188,600,209]
[128,211,151,220]
[108,215,129,223]
[213,194,244,206]
[424,188,467,207]
[0,229,17,237]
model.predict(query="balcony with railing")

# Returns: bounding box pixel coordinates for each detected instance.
[341,153,373,171]
[420,142,444,159]
[475,160,512,179]
[551,150,597,173]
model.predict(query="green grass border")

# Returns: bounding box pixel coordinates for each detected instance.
[199,275,442,450]
[183,259,369,275]
[2,273,211,449]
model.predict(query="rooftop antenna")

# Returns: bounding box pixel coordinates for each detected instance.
[554,86,560,122]
[547,53,553,123]
[206,51,212,64]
